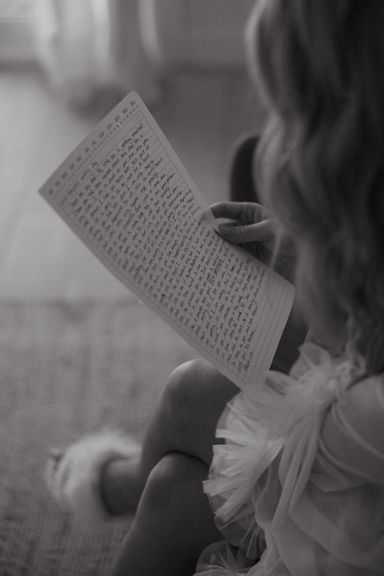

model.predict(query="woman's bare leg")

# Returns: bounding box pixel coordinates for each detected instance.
[102,301,306,516]
[103,319,305,576]
[102,360,238,576]
[111,452,221,576]
[101,359,238,514]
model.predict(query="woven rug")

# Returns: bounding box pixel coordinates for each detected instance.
[0,297,194,575]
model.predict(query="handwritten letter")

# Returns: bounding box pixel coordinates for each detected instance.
[40,92,295,397]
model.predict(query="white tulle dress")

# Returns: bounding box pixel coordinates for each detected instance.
[194,342,384,575]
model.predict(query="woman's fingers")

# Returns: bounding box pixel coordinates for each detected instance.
[210,201,276,247]
[210,201,265,223]
[218,219,276,244]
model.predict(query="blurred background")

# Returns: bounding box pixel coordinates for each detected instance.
[0,2,270,572]
[0,0,266,299]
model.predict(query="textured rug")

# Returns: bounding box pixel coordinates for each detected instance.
[0,298,194,575]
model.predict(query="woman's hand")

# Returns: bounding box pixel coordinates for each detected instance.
[211,201,295,281]
[211,201,277,249]
[211,201,306,371]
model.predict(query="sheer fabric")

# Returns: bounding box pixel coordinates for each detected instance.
[195,343,384,575]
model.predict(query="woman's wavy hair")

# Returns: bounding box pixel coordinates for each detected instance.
[247,0,384,372]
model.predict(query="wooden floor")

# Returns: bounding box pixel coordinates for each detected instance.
[0,65,264,299]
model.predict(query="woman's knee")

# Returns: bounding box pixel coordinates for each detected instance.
[165,359,216,410]
[158,359,238,463]
[115,453,220,574]
[139,452,220,548]
[162,360,237,432]
[141,452,201,515]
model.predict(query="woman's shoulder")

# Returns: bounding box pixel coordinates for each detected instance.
[280,341,384,482]
[344,370,384,404]
[334,371,384,449]
[319,370,384,484]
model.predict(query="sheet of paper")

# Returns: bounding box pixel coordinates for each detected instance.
[39,91,295,398]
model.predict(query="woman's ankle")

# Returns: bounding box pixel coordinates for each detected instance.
[100,454,143,516]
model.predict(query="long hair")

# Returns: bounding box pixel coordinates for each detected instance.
[247,0,384,372]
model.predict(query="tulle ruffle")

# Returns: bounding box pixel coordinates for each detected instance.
[195,342,384,575]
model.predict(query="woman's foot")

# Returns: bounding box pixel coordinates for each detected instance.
[45,430,141,531]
